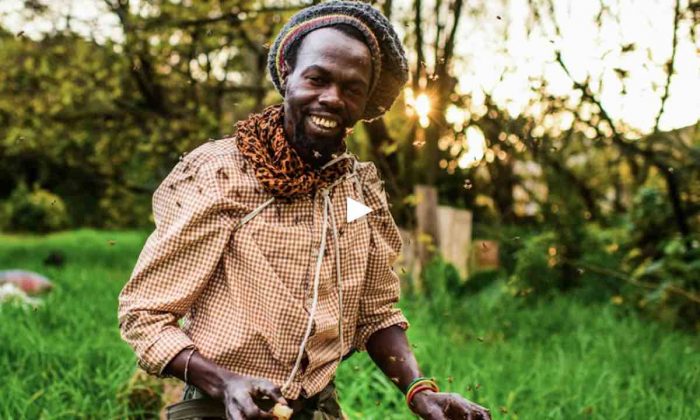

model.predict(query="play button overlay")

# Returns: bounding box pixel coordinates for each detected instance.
[347,197,372,223]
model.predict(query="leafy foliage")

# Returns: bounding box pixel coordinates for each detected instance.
[0,0,697,330]
[507,231,560,297]
[503,187,699,329]
[625,236,700,329]
[623,188,700,329]
[1,182,69,233]
[0,2,294,229]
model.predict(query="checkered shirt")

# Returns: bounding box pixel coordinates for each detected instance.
[117,137,409,400]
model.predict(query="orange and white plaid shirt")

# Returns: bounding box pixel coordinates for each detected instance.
[118,137,409,400]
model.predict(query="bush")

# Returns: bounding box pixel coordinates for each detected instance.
[98,184,152,229]
[624,235,700,330]
[507,231,560,297]
[1,182,69,233]
[419,255,503,305]
[503,186,700,330]
[620,187,700,330]
[475,224,542,270]
[463,269,503,294]
[506,226,625,301]
[557,224,626,301]
[628,187,676,259]
[421,255,463,299]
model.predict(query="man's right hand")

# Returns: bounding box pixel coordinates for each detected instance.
[214,370,287,419]
[163,349,288,419]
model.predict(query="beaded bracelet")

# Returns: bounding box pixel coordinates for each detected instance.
[405,376,432,393]
[183,348,196,384]
[405,377,439,410]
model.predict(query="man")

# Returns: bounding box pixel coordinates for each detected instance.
[118,2,491,419]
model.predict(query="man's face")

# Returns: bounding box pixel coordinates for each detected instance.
[282,27,372,168]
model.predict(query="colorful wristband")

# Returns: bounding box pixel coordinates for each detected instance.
[405,376,433,394]
[405,378,439,410]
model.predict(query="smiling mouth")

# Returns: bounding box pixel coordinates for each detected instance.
[309,115,339,130]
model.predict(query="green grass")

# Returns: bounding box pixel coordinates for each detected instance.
[1,229,698,419]
[0,229,148,419]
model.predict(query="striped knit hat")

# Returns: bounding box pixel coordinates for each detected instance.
[268,1,408,121]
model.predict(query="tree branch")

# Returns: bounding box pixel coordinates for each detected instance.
[653,0,681,132]
[141,5,302,30]
[382,0,393,20]
[555,52,691,245]
[440,0,464,75]
[413,0,425,89]
[433,0,444,72]
[540,0,692,245]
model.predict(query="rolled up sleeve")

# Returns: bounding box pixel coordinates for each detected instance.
[353,163,410,351]
[118,150,242,376]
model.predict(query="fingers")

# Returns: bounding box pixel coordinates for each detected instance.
[447,394,490,420]
[421,406,447,420]
[223,376,288,419]
[238,392,273,419]
[226,391,273,419]
[472,405,489,420]
[439,396,463,420]
[441,400,461,420]
[251,379,287,405]
[433,407,450,420]
[226,404,245,420]
[467,401,490,420]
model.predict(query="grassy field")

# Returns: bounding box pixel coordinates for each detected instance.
[0,229,698,419]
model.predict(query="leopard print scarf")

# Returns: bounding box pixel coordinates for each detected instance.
[235,104,352,199]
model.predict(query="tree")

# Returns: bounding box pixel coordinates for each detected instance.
[0,0,310,228]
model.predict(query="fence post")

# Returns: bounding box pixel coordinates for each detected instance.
[437,206,473,279]
[414,185,439,291]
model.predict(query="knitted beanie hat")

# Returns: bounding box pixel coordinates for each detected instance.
[268,0,408,121]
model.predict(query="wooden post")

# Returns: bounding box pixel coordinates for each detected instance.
[415,185,439,288]
[437,206,473,279]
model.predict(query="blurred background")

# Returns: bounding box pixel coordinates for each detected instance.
[0,0,698,418]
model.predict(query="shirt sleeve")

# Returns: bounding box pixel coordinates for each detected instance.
[353,163,410,352]
[117,150,244,376]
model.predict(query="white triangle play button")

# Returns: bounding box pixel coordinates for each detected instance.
[347,197,372,223]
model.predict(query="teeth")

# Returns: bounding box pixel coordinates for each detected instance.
[311,115,338,129]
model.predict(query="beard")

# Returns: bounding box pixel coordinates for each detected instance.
[288,116,347,169]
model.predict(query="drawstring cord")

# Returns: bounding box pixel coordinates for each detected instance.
[234,197,276,230]
[235,153,360,395]
[326,192,344,366]
[281,188,329,393]
[321,152,353,170]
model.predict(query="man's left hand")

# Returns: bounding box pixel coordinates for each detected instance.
[410,391,491,420]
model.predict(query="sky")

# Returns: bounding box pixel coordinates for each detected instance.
[437,0,699,134]
[1,0,698,134]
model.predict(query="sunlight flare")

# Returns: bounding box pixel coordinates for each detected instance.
[458,126,487,168]
[415,93,431,128]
